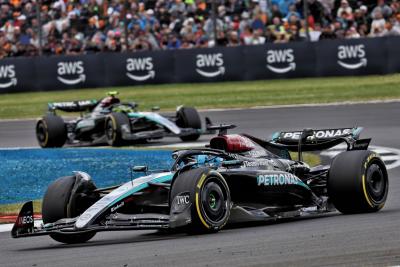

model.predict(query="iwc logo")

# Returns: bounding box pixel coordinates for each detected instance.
[195,53,225,77]
[126,57,155,81]
[57,61,86,85]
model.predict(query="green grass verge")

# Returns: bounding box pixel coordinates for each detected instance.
[293,152,321,167]
[0,200,42,215]
[0,152,320,215]
[1,74,400,119]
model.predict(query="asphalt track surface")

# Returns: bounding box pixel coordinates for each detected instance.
[1,102,400,267]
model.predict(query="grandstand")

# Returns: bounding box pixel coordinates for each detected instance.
[0,0,399,58]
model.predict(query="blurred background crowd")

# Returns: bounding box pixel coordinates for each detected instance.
[0,0,400,58]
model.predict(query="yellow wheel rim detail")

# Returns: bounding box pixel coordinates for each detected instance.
[362,174,374,208]
[195,192,210,229]
[195,173,210,229]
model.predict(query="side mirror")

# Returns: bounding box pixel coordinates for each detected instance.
[132,166,148,172]
[151,106,160,112]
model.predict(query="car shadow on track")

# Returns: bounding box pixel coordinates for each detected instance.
[225,211,340,231]
[15,208,399,251]
[15,212,344,252]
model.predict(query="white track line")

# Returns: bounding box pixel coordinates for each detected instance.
[320,144,400,170]
[201,99,400,112]
[1,99,400,122]
[0,220,43,233]
[146,142,208,149]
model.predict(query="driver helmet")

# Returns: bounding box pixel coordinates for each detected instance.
[100,91,120,107]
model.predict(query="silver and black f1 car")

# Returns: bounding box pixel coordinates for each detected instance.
[13,125,388,244]
[36,92,213,147]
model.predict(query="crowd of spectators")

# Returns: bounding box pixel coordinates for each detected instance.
[1,0,400,58]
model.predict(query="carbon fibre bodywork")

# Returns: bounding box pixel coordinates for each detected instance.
[13,126,379,240]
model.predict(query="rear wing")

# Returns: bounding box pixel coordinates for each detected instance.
[48,100,98,112]
[270,127,370,151]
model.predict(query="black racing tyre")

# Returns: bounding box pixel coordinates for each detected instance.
[105,112,130,146]
[328,150,388,214]
[42,176,97,244]
[176,107,201,141]
[36,115,67,148]
[170,168,231,233]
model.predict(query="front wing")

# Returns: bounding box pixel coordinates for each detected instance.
[12,201,332,239]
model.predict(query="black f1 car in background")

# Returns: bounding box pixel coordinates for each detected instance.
[36,92,213,147]
[13,125,389,244]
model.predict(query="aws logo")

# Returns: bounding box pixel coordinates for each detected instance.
[57,61,86,85]
[126,57,155,81]
[266,49,296,74]
[337,45,367,69]
[196,53,225,78]
[0,65,17,88]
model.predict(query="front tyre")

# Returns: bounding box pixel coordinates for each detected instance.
[328,150,388,214]
[36,115,67,148]
[42,175,98,244]
[170,168,231,233]
[176,107,201,141]
[105,112,130,146]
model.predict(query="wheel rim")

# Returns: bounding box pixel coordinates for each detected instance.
[105,119,115,141]
[209,193,217,209]
[200,179,227,223]
[36,122,47,144]
[366,162,387,202]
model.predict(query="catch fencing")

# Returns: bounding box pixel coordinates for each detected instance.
[0,36,399,93]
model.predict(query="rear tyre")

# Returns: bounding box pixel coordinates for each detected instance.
[170,168,231,233]
[328,150,388,214]
[42,175,97,244]
[105,112,130,146]
[36,115,67,148]
[176,107,201,141]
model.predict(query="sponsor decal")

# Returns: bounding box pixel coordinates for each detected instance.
[0,64,17,88]
[227,153,241,159]
[126,57,155,81]
[52,100,94,109]
[57,61,86,85]
[111,202,124,213]
[246,150,267,157]
[195,53,225,77]
[172,192,191,213]
[243,160,271,168]
[176,194,190,205]
[266,49,296,74]
[282,128,352,140]
[257,173,301,186]
[337,45,367,70]
[18,215,33,225]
